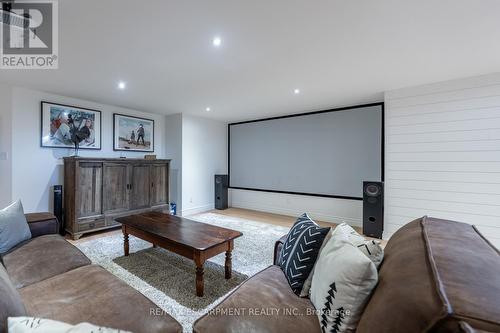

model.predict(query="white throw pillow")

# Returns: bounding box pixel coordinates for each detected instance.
[334,223,384,268]
[8,317,132,333]
[301,223,384,297]
[299,228,333,297]
[0,200,31,253]
[310,231,378,333]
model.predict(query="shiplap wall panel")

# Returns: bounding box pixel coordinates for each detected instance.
[388,96,500,117]
[389,161,500,172]
[389,129,500,144]
[385,73,500,248]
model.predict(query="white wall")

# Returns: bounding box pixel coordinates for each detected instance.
[385,72,500,248]
[230,189,363,226]
[9,86,168,213]
[165,113,183,212]
[181,115,227,216]
[2,85,226,218]
[0,84,13,208]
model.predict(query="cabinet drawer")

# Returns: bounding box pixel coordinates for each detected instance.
[78,219,105,232]
[106,218,120,227]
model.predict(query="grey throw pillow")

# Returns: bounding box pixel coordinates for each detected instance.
[0,200,31,253]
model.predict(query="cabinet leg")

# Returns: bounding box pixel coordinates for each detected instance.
[72,234,82,241]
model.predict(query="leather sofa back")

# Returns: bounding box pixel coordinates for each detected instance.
[357,217,500,333]
[25,213,59,238]
[0,264,26,333]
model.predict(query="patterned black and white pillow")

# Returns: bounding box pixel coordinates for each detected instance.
[278,213,330,295]
[8,316,131,333]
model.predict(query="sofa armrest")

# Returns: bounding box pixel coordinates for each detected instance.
[25,213,60,237]
[273,234,288,265]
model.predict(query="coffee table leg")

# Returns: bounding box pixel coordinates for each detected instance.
[225,250,232,279]
[195,260,205,297]
[123,226,129,256]
[225,240,234,279]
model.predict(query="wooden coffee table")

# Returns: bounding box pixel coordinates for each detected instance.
[116,211,242,297]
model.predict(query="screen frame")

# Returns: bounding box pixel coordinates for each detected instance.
[227,102,385,200]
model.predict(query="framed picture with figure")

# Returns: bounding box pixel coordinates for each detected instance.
[113,113,155,152]
[40,101,102,149]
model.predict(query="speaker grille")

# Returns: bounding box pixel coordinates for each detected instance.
[365,184,381,197]
[363,181,384,239]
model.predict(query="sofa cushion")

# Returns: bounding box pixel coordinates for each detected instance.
[278,213,330,295]
[0,264,26,333]
[357,217,500,333]
[193,265,320,333]
[0,200,31,254]
[19,265,182,333]
[2,234,91,288]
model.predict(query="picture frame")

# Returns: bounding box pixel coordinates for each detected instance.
[40,101,102,150]
[113,113,155,152]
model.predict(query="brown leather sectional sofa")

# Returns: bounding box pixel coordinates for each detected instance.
[0,213,182,333]
[193,216,500,333]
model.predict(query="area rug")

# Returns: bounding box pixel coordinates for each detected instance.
[75,212,290,333]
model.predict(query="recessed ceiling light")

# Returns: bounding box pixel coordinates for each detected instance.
[212,37,222,47]
[205,107,211,112]
[293,88,300,94]
[118,81,126,90]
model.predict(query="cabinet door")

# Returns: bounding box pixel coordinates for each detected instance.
[151,164,169,206]
[76,162,102,217]
[130,164,151,209]
[103,163,129,213]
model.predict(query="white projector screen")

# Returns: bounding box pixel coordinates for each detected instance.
[228,104,383,199]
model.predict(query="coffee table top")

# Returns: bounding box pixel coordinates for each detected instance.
[116,212,242,251]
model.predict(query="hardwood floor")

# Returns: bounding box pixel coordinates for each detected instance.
[67,207,386,247]
[212,208,386,246]
[211,207,359,230]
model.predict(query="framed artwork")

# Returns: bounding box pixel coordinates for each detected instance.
[113,113,155,152]
[40,101,102,149]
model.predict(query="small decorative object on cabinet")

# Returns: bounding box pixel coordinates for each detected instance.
[63,157,170,240]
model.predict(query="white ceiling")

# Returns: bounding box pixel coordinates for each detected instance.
[2,0,500,122]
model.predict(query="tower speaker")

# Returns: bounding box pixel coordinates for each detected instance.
[215,175,228,210]
[53,185,64,235]
[363,181,384,239]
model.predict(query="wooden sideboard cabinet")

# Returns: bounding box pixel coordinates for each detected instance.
[63,157,170,240]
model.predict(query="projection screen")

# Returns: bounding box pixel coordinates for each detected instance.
[228,103,383,199]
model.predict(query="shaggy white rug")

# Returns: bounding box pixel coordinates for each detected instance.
[75,212,290,333]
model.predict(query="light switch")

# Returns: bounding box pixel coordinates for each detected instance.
[0,152,8,160]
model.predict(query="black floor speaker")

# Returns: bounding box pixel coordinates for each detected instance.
[215,175,228,210]
[363,181,384,239]
[53,185,64,235]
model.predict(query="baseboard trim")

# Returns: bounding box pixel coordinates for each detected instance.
[230,200,362,227]
[181,203,214,217]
